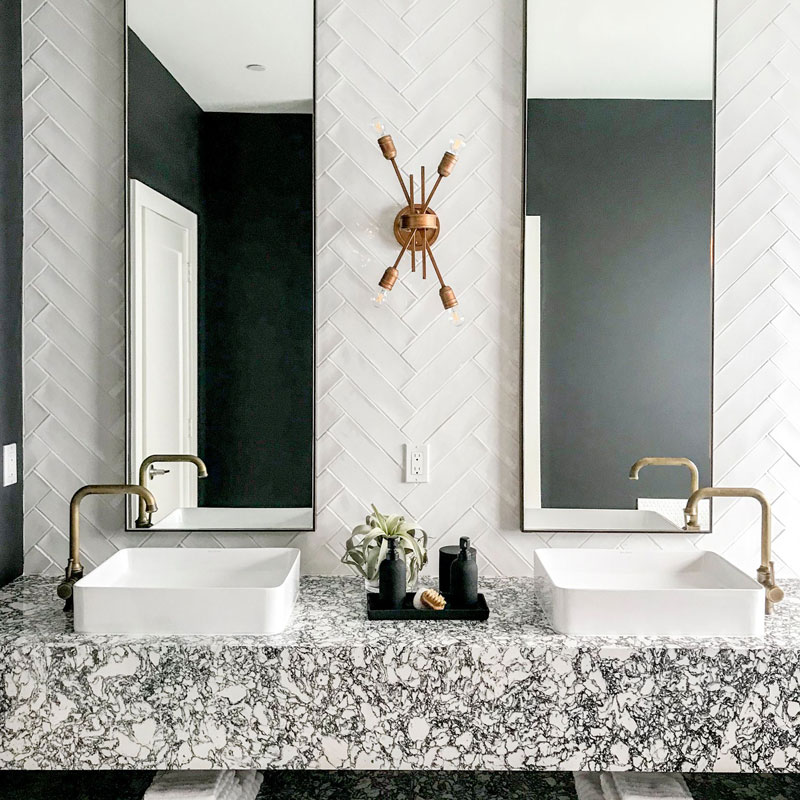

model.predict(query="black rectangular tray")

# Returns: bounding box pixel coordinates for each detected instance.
[366,592,489,621]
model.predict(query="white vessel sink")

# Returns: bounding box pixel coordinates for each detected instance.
[534,549,764,637]
[154,507,313,530]
[74,548,300,635]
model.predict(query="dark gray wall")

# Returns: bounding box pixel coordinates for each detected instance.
[0,2,24,585]
[127,30,202,215]
[200,113,313,508]
[527,99,713,509]
[127,31,314,509]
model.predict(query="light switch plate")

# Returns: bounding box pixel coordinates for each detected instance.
[3,443,17,487]
[404,443,429,484]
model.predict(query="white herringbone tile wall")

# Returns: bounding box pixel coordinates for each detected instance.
[20,0,800,579]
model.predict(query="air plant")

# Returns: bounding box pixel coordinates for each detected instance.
[341,505,428,589]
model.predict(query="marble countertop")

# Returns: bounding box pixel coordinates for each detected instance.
[1,575,800,772]
[4,575,800,650]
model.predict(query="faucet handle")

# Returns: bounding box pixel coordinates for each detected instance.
[57,575,80,600]
[57,561,84,608]
[758,562,785,605]
[767,561,784,604]
[766,584,785,604]
[148,464,170,480]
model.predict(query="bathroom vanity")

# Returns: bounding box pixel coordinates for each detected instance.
[2,575,799,772]
[8,0,800,792]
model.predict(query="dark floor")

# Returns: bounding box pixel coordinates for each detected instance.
[1,770,800,799]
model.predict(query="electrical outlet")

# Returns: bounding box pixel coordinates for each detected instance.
[404,444,429,483]
[3,443,17,487]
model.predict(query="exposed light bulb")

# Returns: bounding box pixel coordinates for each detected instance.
[447,133,468,157]
[370,117,386,138]
[446,306,465,327]
[372,288,391,308]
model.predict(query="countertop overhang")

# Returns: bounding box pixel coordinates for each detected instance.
[1,575,799,771]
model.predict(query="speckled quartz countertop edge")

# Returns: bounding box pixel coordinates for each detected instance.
[1,574,799,653]
[3,575,800,772]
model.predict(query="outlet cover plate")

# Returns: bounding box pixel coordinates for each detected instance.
[404,443,429,484]
[3,443,17,487]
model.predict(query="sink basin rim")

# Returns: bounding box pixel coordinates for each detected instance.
[534,548,765,638]
[535,549,764,593]
[76,547,301,590]
[73,547,301,635]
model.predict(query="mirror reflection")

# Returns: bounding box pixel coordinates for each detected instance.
[126,0,314,531]
[522,0,716,532]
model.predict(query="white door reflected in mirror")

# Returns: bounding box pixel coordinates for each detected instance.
[130,181,198,526]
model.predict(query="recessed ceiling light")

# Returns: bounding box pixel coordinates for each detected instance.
[246,64,266,72]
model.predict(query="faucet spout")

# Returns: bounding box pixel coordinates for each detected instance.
[684,486,784,615]
[135,454,208,527]
[629,457,700,495]
[58,484,158,610]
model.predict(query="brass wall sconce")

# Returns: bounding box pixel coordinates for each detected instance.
[370,119,466,327]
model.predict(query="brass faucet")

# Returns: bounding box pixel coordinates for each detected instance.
[57,484,157,609]
[135,454,208,527]
[684,487,784,614]
[629,457,700,498]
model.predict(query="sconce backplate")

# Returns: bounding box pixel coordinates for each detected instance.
[393,204,440,251]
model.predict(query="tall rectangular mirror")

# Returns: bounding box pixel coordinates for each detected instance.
[125,1,315,531]
[522,0,716,533]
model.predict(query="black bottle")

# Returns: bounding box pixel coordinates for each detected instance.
[450,536,478,607]
[438,544,461,594]
[379,538,406,608]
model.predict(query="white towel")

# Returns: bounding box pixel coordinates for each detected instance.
[609,773,692,800]
[144,769,265,800]
[600,774,623,800]
[236,771,264,800]
[147,771,227,788]
[144,770,239,800]
[574,773,606,800]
